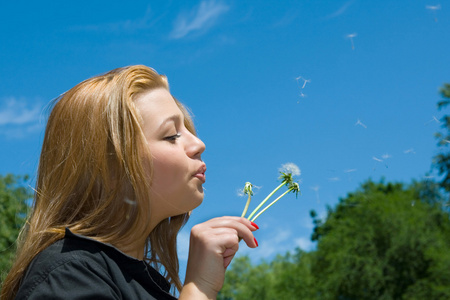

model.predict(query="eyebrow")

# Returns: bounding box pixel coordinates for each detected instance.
[158,114,183,130]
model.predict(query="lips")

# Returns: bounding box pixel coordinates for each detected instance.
[193,164,206,183]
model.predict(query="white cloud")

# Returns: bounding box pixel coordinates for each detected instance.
[324,1,354,19]
[0,97,42,125]
[294,237,314,251]
[170,0,229,39]
[69,6,163,33]
[237,227,292,262]
[272,10,298,28]
[0,97,45,138]
[302,216,314,230]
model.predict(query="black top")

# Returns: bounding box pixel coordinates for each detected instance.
[15,229,178,300]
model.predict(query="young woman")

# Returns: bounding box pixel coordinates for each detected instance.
[1,65,258,299]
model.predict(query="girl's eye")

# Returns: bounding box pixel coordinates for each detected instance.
[164,133,181,142]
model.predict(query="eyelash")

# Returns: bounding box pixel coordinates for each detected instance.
[164,133,181,142]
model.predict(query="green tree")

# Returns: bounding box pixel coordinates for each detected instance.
[0,174,32,284]
[311,179,450,300]
[219,249,316,299]
[433,83,450,194]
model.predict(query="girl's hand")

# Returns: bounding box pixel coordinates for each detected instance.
[179,216,258,299]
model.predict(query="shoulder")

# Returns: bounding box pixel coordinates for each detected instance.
[16,237,121,299]
[16,231,177,300]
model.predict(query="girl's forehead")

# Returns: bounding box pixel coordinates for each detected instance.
[135,89,183,126]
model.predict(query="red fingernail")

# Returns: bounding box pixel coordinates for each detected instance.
[250,221,259,229]
[254,237,258,247]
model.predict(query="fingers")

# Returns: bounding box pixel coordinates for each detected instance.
[203,216,259,248]
[223,248,237,268]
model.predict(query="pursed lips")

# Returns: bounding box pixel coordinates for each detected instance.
[193,164,206,183]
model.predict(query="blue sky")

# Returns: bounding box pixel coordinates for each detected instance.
[1,0,449,276]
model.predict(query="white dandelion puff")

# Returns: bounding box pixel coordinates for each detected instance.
[279,162,301,176]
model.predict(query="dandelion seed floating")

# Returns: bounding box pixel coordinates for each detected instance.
[124,198,137,205]
[404,148,416,154]
[355,118,367,128]
[346,33,357,50]
[310,185,320,203]
[295,76,310,102]
[426,4,441,22]
[381,153,392,160]
[328,177,340,182]
[425,115,441,125]
[295,76,311,89]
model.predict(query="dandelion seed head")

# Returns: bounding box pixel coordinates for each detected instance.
[279,162,301,176]
[237,184,261,197]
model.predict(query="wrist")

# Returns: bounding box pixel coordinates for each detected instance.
[179,281,218,300]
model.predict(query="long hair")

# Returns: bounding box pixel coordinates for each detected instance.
[1,65,195,298]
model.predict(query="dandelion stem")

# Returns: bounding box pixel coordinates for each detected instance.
[247,181,286,220]
[241,193,252,218]
[250,187,293,222]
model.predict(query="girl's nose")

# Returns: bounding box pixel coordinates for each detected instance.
[186,133,206,159]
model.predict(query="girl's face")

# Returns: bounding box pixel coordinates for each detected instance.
[135,88,206,224]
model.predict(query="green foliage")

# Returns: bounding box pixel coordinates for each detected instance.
[311,179,450,299]
[221,180,450,299]
[219,250,316,300]
[433,83,450,194]
[0,174,32,284]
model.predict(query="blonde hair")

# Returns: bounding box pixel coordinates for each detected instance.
[1,65,195,298]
